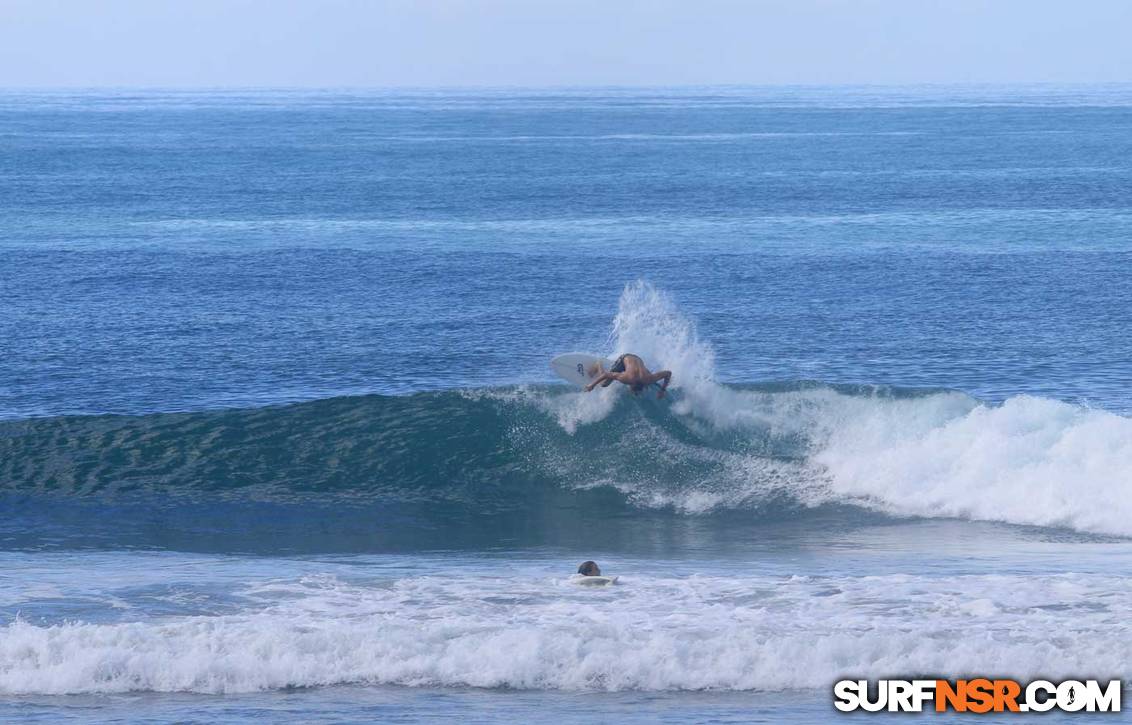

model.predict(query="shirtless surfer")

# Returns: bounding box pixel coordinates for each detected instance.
[584,353,672,398]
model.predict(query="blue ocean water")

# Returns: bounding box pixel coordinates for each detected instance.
[2,86,1132,722]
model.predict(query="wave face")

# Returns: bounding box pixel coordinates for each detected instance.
[3,286,1131,541]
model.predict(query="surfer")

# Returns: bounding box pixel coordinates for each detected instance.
[584,353,672,398]
[573,560,617,585]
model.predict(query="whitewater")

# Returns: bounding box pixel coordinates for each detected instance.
[3,556,1130,696]
[522,282,1132,535]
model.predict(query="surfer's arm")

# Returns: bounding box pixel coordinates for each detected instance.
[585,372,618,392]
[649,370,672,398]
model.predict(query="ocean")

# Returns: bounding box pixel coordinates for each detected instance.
[2,85,1132,722]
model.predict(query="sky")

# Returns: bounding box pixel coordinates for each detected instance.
[1,0,1130,87]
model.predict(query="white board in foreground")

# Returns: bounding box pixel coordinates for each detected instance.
[571,575,619,586]
[550,352,612,388]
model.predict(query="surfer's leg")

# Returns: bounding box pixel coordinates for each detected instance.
[601,355,627,387]
[619,355,642,376]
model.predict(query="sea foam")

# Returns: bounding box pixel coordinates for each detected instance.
[2,571,1128,694]
[542,281,1132,535]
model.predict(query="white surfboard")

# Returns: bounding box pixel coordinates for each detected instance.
[550,353,613,388]
[550,353,670,396]
[571,575,619,586]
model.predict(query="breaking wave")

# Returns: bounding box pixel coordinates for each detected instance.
[2,570,1130,694]
[2,281,1130,537]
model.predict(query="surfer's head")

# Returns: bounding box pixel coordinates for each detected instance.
[629,382,644,395]
[577,561,601,576]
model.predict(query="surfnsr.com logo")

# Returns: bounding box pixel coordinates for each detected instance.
[834,679,1121,713]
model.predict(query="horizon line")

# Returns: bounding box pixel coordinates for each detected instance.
[3,81,1132,92]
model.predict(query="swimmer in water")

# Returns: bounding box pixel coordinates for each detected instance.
[577,561,601,576]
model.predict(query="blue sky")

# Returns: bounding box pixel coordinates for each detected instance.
[2,0,1130,87]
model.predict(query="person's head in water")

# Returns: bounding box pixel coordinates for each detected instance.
[577,561,601,576]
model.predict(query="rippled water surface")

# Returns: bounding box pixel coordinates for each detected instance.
[2,86,1132,722]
